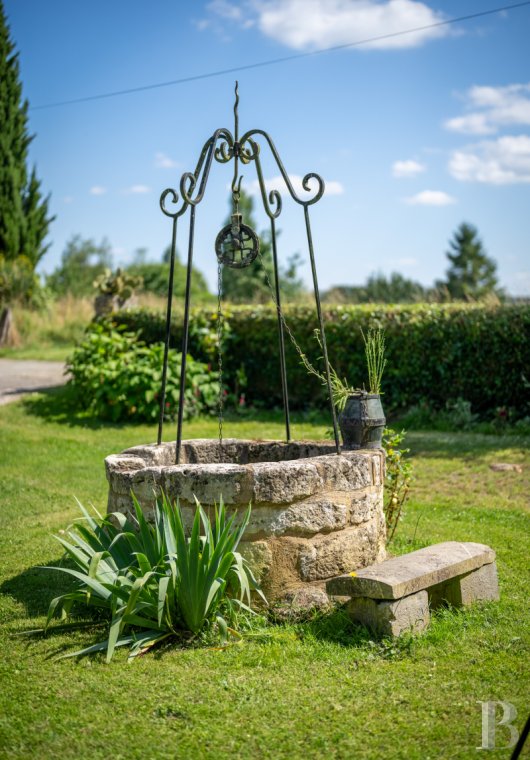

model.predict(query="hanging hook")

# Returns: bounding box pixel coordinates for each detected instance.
[231,174,243,197]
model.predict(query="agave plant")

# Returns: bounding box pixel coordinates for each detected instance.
[41,493,264,661]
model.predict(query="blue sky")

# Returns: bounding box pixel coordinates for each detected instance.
[5,0,530,295]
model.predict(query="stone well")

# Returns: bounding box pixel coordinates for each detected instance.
[105,439,386,601]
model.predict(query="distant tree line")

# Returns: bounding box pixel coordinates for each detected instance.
[40,219,506,308]
[323,223,503,304]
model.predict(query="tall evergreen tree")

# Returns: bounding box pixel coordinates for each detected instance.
[441,222,499,300]
[0,1,54,270]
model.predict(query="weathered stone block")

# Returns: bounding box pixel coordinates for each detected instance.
[457,562,499,604]
[428,562,499,608]
[130,467,163,500]
[349,488,382,525]
[243,497,349,538]
[299,517,385,582]
[347,590,430,637]
[162,464,252,506]
[239,540,273,581]
[273,587,331,620]
[315,454,374,491]
[252,460,323,504]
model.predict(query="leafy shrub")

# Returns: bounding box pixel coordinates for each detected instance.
[93,267,143,300]
[401,398,478,432]
[383,428,413,543]
[0,254,45,307]
[110,303,530,420]
[42,494,265,661]
[67,321,219,422]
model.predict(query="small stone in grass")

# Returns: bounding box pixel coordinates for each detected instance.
[489,463,523,473]
[272,587,331,621]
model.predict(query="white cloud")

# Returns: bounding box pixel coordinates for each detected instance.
[444,113,495,136]
[90,186,107,196]
[207,0,448,50]
[125,185,152,194]
[200,0,255,33]
[404,190,456,206]
[63,196,73,204]
[392,159,426,178]
[398,257,418,266]
[154,152,179,169]
[449,135,530,184]
[247,174,344,198]
[208,0,245,22]
[445,83,530,135]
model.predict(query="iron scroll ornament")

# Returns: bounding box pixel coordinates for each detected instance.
[158,82,341,463]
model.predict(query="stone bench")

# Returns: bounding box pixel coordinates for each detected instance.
[326,541,499,637]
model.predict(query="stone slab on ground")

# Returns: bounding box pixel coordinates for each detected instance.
[326,541,495,600]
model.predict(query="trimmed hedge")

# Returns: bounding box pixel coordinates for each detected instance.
[110,303,530,418]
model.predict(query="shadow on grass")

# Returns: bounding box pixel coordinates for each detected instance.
[20,386,131,430]
[20,385,331,432]
[1,556,84,618]
[269,604,406,650]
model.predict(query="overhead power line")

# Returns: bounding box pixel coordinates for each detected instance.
[31,1,530,111]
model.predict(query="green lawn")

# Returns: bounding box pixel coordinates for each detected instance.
[0,344,73,361]
[0,391,529,759]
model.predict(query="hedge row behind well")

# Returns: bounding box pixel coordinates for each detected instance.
[110,303,530,417]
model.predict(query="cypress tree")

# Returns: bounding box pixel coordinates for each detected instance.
[0,0,54,270]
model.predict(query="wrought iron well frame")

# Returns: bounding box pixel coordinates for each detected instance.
[158,83,340,463]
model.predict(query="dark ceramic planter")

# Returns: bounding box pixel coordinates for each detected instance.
[338,393,386,450]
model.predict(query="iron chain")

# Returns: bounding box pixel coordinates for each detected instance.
[217,261,224,452]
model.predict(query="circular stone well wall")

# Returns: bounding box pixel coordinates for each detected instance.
[105,439,386,601]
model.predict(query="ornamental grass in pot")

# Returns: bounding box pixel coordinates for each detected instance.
[300,327,387,450]
[337,328,387,450]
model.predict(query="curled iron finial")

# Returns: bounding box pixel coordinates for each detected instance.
[234,80,239,142]
[160,187,185,218]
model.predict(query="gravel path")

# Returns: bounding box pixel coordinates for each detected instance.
[0,359,68,406]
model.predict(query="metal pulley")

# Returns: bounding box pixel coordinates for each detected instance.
[215,211,259,269]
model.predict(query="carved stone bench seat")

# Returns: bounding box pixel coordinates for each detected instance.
[326,541,499,637]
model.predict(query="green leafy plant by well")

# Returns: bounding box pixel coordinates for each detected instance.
[294,327,386,410]
[67,322,219,422]
[383,427,413,543]
[40,493,265,661]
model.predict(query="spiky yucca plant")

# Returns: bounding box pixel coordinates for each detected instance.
[41,494,264,661]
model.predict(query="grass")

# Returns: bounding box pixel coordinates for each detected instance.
[0,390,529,759]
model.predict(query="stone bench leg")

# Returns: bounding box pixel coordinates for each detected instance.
[428,562,500,609]
[347,590,430,637]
